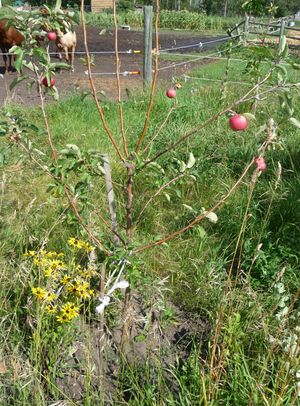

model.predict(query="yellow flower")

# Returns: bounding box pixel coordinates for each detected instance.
[68,238,82,249]
[48,259,65,270]
[60,275,72,285]
[56,313,71,323]
[68,283,78,295]
[81,242,93,252]
[33,257,48,267]
[24,250,36,257]
[88,289,95,297]
[45,251,56,258]
[80,267,97,278]
[74,281,90,299]
[32,287,47,300]
[61,302,79,319]
[68,238,93,252]
[44,267,54,278]
[46,304,57,314]
[43,292,56,302]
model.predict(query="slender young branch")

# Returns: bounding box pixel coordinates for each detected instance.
[35,67,110,255]
[142,105,176,155]
[94,209,126,246]
[133,158,255,253]
[113,0,128,158]
[63,187,111,255]
[209,120,278,396]
[142,71,276,168]
[80,0,125,162]
[37,77,57,163]
[20,139,113,254]
[135,0,160,153]
[135,172,185,225]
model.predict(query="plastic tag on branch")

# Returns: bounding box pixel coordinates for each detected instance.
[95,296,110,314]
[107,280,129,296]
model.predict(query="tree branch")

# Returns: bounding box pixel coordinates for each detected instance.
[133,158,255,253]
[113,0,128,158]
[80,0,125,162]
[135,0,160,153]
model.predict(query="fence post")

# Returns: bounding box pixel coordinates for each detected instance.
[279,18,285,49]
[143,5,153,90]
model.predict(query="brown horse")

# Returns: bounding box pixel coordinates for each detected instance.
[0,19,24,73]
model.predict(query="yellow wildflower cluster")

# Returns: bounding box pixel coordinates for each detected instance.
[68,238,94,252]
[56,302,79,323]
[26,242,97,324]
[68,280,94,299]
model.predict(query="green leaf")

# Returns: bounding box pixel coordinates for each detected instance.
[164,193,171,202]
[243,112,256,121]
[276,64,288,77]
[278,35,287,56]
[22,61,35,72]
[134,334,147,342]
[55,0,62,10]
[186,152,196,169]
[49,62,71,71]
[289,117,300,129]
[9,46,24,72]
[182,204,195,212]
[9,75,27,90]
[196,226,206,239]
[179,161,186,173]
[66,144,81,156]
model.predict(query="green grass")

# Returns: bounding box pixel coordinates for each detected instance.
[1,49,300,404]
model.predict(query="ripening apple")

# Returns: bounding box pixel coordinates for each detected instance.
[41,77,56,87]
[47,31,57,41]
[255,157,267,172]
[229,114,248,131]
[166,88,176,98]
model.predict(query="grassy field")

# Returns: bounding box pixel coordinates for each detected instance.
[1,45,300,404]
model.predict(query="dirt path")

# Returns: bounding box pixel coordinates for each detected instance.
[0,27,227,106]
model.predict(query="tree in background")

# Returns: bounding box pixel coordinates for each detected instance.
[2,0,298,16]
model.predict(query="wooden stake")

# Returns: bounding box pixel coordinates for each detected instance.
[103,154,121,246]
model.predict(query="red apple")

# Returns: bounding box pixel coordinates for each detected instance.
[255,157,267,172]
[47,31,57,41]
[41,77,56,87]
[229,114,248,131]
[166,88,176,99]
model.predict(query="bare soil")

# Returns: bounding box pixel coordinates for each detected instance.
[0,26,227,106]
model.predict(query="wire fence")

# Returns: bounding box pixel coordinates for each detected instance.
[1,17,299,85]
[84,36,240,77]
[0,35,236,57]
